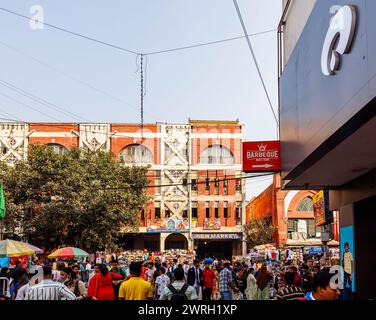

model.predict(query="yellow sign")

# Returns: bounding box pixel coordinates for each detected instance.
[313,191,326,227]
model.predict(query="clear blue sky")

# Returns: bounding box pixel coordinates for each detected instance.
[0,0,281,199]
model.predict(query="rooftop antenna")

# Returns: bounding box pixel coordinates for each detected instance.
[140,54,144,140]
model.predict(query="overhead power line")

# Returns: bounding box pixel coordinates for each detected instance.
[0,7,276,57]
[144,29,276,55]
[0,40,160,121]
[232,0,279,126]
[25,172,273,194]
[0,7,140,55]
[0,79,89,122]
[0,91,63,122]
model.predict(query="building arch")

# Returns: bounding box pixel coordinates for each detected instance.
[47,143,68,154]
[164,233,188,250]
[288,190,317,215]
[118,144,153,164]
[199,144,234,165]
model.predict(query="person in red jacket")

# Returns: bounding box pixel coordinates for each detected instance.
[290,266,302,287]
[87,264,123,300]
[202,259,216,301]
[141,263,148,281]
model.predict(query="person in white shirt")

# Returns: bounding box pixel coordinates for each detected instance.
[154,267,170,300]
[160,267,197,300]
[24,266,76,300]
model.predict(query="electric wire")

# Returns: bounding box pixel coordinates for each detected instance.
[0,91,63,122]
[0,40,155,120]
[0,7,140,55]
[0,79,90,122]
[25,172,274,194]
[0,7,276,57]
[144,29,276,55]
[232,0,279,126]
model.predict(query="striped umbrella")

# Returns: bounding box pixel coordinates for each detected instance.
[47,247,89,259]
[0,239,44,257]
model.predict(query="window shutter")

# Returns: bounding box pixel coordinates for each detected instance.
[287,219,295,232]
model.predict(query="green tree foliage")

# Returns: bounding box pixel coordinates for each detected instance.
[0,144,148,251]
[243,217,278,249]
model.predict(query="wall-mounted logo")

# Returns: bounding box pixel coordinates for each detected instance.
[321,5,357,76]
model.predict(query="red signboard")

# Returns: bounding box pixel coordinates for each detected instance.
[243,141,281,172]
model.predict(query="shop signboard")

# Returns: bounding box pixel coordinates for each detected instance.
[312,190,333,226]
[304,246,323,255]
[243,141,281,172]
[203,218,221,230]
[192,233,242,240]
[147,217,189,233]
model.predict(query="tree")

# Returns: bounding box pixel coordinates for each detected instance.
[243,217,278,249]
[0,144,148,251]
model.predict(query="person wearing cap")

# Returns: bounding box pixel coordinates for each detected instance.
[202,259,216,301]
[187,259,203,296]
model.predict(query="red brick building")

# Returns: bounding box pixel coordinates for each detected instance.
[246,174,340,249]
[0,120,246,258]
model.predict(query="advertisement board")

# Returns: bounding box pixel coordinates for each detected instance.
[312,190,333,226]
[243,141,281,172]
[147,217,189,233]
[340,226,356,294]
[203,218,221,230]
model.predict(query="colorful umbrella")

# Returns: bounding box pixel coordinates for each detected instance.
[47,247,89,259]
[0,239,44,257]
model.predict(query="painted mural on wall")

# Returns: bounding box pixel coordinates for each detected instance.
[203,218,221,230]
[147,217,189,233]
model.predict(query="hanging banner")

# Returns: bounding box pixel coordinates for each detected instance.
[243,141,281,172]
[147,217,189,233]
[312,190,332,226]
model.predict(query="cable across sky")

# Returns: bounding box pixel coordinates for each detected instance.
[0,7,276,57]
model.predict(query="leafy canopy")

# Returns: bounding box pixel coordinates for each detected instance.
[0,144,148,251]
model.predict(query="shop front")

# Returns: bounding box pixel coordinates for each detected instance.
[280,0,376,299]
[118,233,160,251]
[192,233,242,260]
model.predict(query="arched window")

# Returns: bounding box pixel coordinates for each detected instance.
[296,197,313,212]
[47,143,68,155]
[200,145,234,165]
[118,144,153,164]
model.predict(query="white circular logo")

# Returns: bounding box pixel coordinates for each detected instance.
[321,5,357,76]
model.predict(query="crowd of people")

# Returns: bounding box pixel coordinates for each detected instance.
[0,251,342,301]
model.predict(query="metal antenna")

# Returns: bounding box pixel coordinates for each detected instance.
[140,54,144,139]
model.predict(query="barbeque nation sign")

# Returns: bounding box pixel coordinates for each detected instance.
[243,141,281,172]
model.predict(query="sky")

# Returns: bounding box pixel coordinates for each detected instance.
[0,0,281,200]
